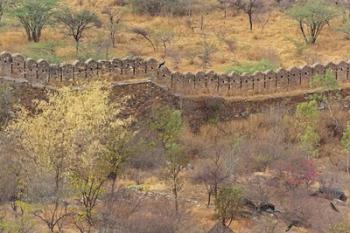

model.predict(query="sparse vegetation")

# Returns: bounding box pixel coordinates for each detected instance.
[215,186,244,227]
[1,0,350,232]
[10,0,58,42]
[225,59,277,74]
[288,0,338,44]
[56,8,101,57]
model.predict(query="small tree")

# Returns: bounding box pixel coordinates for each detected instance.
[150,106,188,213]
[192,131,230,207]
[132,27,156,52]
[8,81,127,233]
[295,100,320,159]
[233,0,265,31]
[11,0,58,42]
[193,159,229,207]
[56,8,101,57]
[102,7,123,48]
[310,69,340,129]
[288,0,338,44]
[280,157,318,190]
[217,0,234,19]
[199,38,217,70]
[215,186,244,227]
[154,27,175,57]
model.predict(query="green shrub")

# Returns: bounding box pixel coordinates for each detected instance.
[225,59,277,75]
[328,223,350,233]
[24,40,64,63]
[130,0,193,16]
[215,186,244,227]
[309,69,338,90]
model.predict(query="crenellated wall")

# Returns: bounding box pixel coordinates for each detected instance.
[1,51,350,98]
[0,51,160,84]
[155,62,350,97]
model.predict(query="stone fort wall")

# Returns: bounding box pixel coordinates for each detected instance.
[155,62,350,97]
[1,51,349,97]
[0,51,160,84]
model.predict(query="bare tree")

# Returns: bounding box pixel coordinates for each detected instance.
[193,158,230,207]
[102,7,123,48]
[150,107,187,213]
[232,0,265,31]
[199,37,217,69]
[132,27,156,52]
[154,27,175,57]
[192,132,230,207]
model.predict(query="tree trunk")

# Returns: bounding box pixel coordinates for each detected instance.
[173,185,178,213]
[173,175,178,213]
[25,28,32,42]
[32,30,40,43]
[248,13,253,31]
[111,31,116,48]
[299,21,308,44]
[143,36,156,52]
[201,14,204,31]
[163,42,167,57]
[207,191,212,207]
[75,40,80,58]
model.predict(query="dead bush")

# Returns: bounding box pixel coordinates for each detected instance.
[246,47,281,67]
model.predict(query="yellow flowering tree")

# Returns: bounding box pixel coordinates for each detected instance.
[8,81,130,232]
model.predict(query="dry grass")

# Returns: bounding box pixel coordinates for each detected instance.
[2,2,350,232]
[1,1,350,72]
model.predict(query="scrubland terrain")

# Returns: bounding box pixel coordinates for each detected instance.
[1,0,350,233]
[1,0,350,73]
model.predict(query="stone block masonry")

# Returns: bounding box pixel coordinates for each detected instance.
[1,51,350,98]
[155,62,350,97]
[0,51,159,84]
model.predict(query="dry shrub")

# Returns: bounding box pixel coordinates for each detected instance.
[278,187,346,233]
[100,192,200,233]
[218,115,265,136]
[0,134,18,203]
[216,28,237,54]
[112,0,127,6]
[246,47,281,67]
[318,101,348,142]
[251,216,286,233]
[304,52,322,65]
[216,108,287,139]
[318,114,342,146]
[116,33,129,45]
[236,127,289,173]
[183,46,200,66]
[167,48,182,70]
